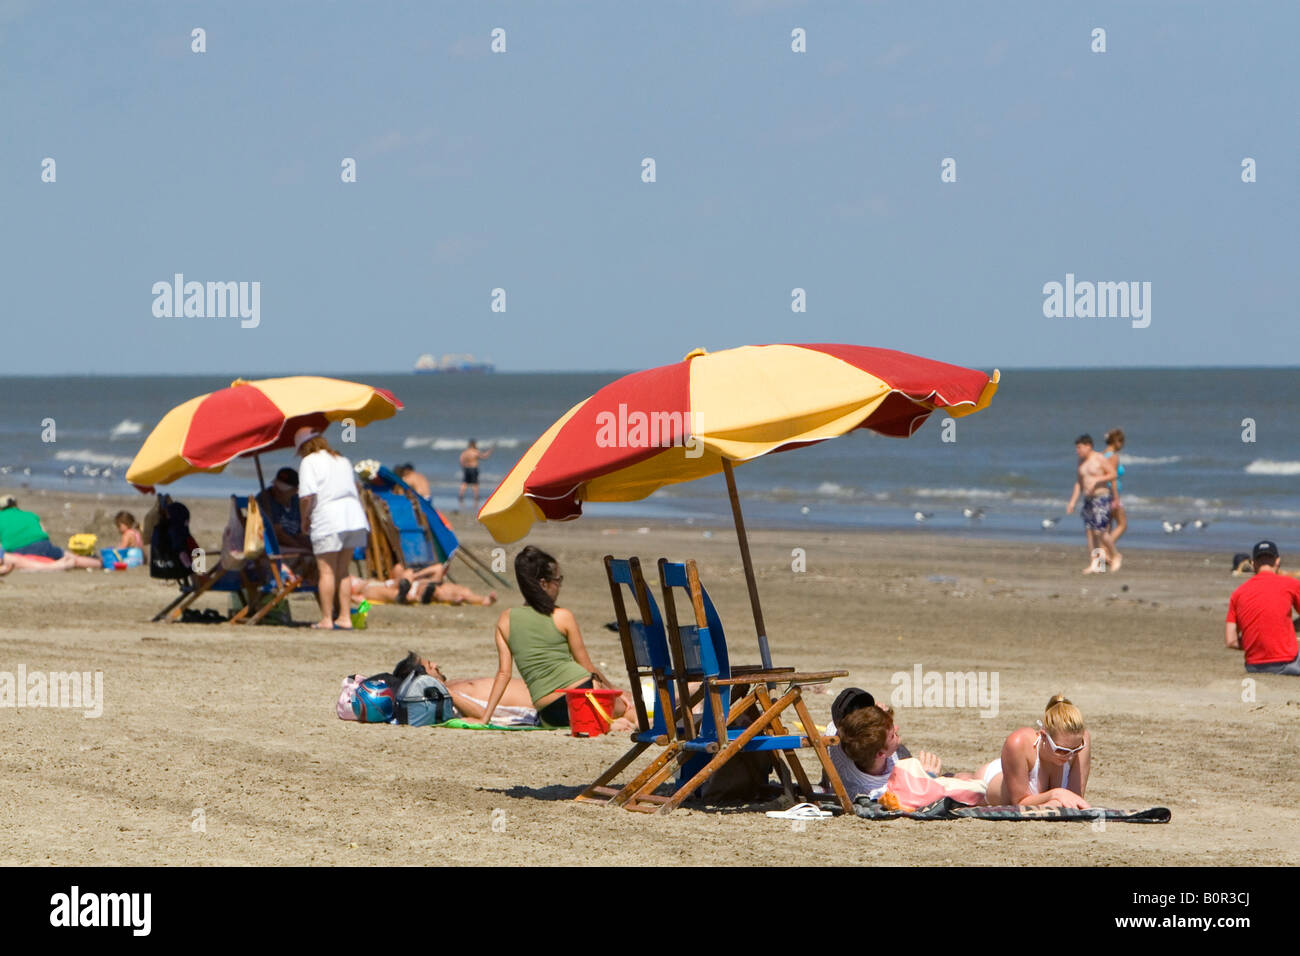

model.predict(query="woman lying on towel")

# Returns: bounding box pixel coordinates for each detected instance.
[477,545,634,730]
[347,574,497,607]
[390,652,537,725]
[980,695,1091,809]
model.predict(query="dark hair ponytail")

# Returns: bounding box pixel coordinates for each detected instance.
[392,651,425,684]
[516,545,558,615]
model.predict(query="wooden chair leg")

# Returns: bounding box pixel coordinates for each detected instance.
[755,684,815,798]
[242,580,299,625]
[620,748,692,811]
[575,741,651,804]
[657,686,801,814]
[162,569,221,621]
[792,694,852,812]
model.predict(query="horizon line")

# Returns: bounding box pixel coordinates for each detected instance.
[2,363,1299,378]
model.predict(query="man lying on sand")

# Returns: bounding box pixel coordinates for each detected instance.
[821,688,977,800]
[1226,540,1300,676]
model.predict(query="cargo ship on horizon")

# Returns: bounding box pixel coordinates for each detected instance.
[413,353,495,374]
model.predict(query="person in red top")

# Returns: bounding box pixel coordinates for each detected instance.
[1225,540,1300,675]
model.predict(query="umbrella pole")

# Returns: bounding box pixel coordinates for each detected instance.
[721,459,773,670]
[254,454,267,493]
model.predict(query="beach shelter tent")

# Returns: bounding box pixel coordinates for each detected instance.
[478,343,999,668]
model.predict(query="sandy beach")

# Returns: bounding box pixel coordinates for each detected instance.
[0,487,1295,867]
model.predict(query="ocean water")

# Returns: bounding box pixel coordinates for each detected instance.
[0,368,1296,555]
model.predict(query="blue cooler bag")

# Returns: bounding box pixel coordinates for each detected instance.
[394,672,456,726]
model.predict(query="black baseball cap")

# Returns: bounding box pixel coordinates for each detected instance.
[831,687,875,725]
[1252,540,1280,561]
[273,467,299,486]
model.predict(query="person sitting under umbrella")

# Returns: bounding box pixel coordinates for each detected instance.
[256,467,317,583]
[477,545,632,729]
[295,427,370,629]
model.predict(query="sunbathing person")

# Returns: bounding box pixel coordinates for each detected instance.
[980,695,1091,808]
[389,561,496,605]
[478,545,634,729]
[390,652,535,723]
[0,496,99,570]
[394,464,432,499]
[347,574,496,607]
[0,546,88,574]
[821,688,955,800]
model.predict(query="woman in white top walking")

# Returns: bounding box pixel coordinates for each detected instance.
[294,426,370,629]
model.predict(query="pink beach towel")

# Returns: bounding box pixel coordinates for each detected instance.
[884,757,986,810]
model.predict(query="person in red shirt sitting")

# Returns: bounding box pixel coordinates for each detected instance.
[1226,540,1300,675]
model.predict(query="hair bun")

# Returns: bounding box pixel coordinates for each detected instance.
[1047,694,1071,709]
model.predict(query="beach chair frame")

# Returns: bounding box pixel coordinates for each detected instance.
[575,556,691,806]
[153,496,268,622]
[612,559,851,814]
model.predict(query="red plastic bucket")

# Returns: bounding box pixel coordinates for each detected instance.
[561,687,622,737]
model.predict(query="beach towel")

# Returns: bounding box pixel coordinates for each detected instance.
[433,718,548,731]
[853,796,1171,823]
[884,757,986,809]
[455,695,540,728]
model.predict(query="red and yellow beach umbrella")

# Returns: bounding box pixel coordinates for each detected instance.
[479,343,998,666]
[125,376,403,491]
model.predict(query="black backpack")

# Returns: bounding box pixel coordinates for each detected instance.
[150,499,192,580]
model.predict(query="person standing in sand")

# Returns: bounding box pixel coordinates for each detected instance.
[1065,434,1120,573]
[295,427,370,629]
[1102,428,1127,548]
[1226,540,1300,675]
[458,439,492,511]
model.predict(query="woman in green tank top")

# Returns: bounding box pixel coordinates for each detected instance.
[479,546,632,728]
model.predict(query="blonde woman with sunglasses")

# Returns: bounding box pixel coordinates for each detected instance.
[980,695,1092,808]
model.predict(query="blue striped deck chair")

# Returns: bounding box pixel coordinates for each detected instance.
[575,556,690,806]
[611,559,850,814]
[359,466,459,578]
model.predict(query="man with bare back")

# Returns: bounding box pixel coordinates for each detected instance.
[458,439,492,511]
[1065,434,1120,574]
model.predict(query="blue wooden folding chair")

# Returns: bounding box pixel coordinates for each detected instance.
[609,559,850,814]
[229,495,316,625]
[575,556,690,806]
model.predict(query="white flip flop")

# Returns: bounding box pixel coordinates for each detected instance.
[765,802,832,820]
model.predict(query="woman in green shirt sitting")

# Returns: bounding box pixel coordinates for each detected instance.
[479,545,632,729]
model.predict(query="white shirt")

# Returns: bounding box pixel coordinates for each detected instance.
[298,450,368,537]
[825,718,897,800]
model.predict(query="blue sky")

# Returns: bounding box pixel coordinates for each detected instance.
[2,0,1296,375]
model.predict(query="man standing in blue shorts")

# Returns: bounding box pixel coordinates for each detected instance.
[1065,434,1120,574]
